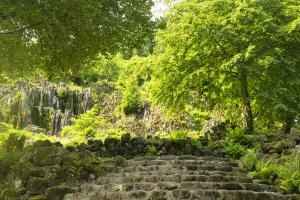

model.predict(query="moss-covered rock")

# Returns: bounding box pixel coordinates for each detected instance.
[282,141,297,149]
[7,162,44,191]
[45,185,77,200]
[29,195,47,200]
[31,146,64,167]
[273,141,284,154]
[27,177,47,195]
[44,165,66,187]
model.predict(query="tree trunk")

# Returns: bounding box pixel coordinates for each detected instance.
[239,69,253,133]
[284,112,295,134]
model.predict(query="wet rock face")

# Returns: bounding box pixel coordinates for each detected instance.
[0,82,92,134]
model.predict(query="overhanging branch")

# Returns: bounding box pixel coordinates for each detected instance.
[0,22,43,35]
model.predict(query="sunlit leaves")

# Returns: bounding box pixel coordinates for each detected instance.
[150,0,300,129]
[0,0,154,79]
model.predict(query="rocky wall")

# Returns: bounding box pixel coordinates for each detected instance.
[0,82,93,135]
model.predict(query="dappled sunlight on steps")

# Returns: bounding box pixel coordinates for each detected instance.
[65,155,300,200]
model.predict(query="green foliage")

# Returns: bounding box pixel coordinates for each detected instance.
[146,145,158,156]
[0,122,10,132]
[116,56,154,116]
[56,87,68,99]
[191,140,203,151]
[0,127,57,147]
[0,127,59,186]
[240,149,259,171]
[0,149,23,183]
[274,141,284,154]
[278,154,300,193]
[255,127,272,136]
[227,128,253,146]
[61,109,130,145]
[61,109,104,138]
[120,81,143,115]
[185,108,210,130]
[248,160,278,184]
[0,0,154,79]
[150,0,300,131]
[155,130,202,141]
[79,55,123,85]
[133,175,143,182]
[207,138,246,159]
[3,133,26,152]
[241,150,300,192]
[167,130,188,141]
[57,148,116,181]
[205,127,251,159]
[223,140,246,159]
[207,141,224,152]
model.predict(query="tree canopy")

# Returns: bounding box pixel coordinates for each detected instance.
[0,0,154,79]
[150,0,300,132]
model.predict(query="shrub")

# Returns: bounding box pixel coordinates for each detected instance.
[274,141,284,154]
[207,140,224,152]
[227,127,253,146]
[61,109,104,140]
[0,122,10,132]
[4,133,26,152]
[120,81,142,115]
[256,127,272,136]
[248,160,278,184]
[0,149,24,183]
[56,87,68,98]
[94,129,128,141]
[240,148,259,171]
[223,140,246,159]
[146,145,157,156]
[278,154,300,193]
[155,130,202,141]
[191,139,203,150]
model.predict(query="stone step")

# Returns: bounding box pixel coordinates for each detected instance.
[97,174,253,184]
[82,181,280,193]
[63,156,300,200]
[116,164,241,173]
[65,189,300,200]
[126,159,238,167]
[98,170,245,179]
[131,155,231,162]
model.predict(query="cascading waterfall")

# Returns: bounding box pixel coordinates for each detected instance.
[0,82,93,135]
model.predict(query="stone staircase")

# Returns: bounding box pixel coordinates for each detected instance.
[65,155,300,200]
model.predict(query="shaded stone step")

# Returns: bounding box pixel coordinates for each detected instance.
[88,181,280,193]
[116,164,241,173]
[131,155,231,162]
[126,159,238,168]
[98,170,245,179]
[65,189,300,200]
[181,174,252,183]
[178,182,280,192]
[97,174,253,184]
